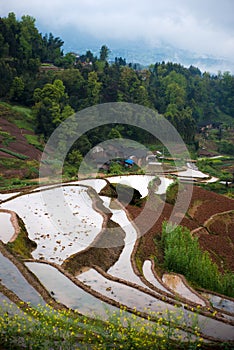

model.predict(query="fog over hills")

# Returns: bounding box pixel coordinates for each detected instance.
[1,0,234,75]
[73,43,234,74]
[52,29,234,74]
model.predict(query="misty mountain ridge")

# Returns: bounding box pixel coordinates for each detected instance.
[62,36,234,74]
[34,21,234,74]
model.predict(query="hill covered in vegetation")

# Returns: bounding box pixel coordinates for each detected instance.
[0,103,44,189]
[0,12,234,150]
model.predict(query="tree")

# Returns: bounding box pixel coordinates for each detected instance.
[42,33,64,63]
[87,71,102,105]
[115,57,126,66]
[117,66,150,105]
[19,15,41,61]
[72,135,92,156]
[165,105,195,143]
[0,32,9,58]
[67,149,83,164]
[165,82,186,109]
[65,149,83,175]
[9,76,25,101]
[55,52,76,68]
[99,45,110,61]
[33,79,74,137]
[2,12,20,58]
[0,61,15,97]
[108,127,122,139]
[55,69,86,110]
[100,63,120,102]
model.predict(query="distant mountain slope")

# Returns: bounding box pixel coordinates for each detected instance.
[62,36,234,74]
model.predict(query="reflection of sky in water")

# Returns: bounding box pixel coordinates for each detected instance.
[75,179,107,193]
[1,186,103,264]
[201,293,234,314]
[0,293,25,317]
[101,196,145,286]
[108,175,155,198]
[0,292,13,305]
[1,178,234,341]
[143,260,173,295]
[0,212,14,243]
[0,252,45,306]
[0,192,19,201]
[78,268,173,313]
[26,262,118,319]
[162,273,206,306]
[107,175,173,197]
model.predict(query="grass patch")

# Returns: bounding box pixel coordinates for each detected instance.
[187,199,204,218]
[7,215,37,259]
[0,129,16,146]
[197,158,232,181]
[0,147,29,160]
[160,222,234,298]
[10,118,35,132]
[0,158,27,169]
[0,178,38,191]
[24,134,44,151]
[0,102,35,132]
[0,158,39,190]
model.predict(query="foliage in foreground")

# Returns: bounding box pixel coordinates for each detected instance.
[161,222,234,297]
[0,302,206,350]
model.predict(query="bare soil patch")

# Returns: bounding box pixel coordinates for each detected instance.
[128,185,234,273]
[0,117,41,161]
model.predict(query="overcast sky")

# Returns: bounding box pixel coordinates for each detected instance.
[1,0,234,62]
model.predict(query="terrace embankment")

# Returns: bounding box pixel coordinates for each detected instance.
[62,187,126,275]
[127,185,234,274]
[62,219,125,275]
[0,241,62,310]
[4,210,37,259]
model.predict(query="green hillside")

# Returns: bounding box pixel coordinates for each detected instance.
[0,103,43,190]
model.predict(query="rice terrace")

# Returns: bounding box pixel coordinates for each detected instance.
[0,168,234,348]
[0,96,234,350]
[0,8,234,348]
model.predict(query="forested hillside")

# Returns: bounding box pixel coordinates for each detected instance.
[0,12,234,149]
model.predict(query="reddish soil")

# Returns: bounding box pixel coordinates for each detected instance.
[127,185,234,273]
[0,117,42,161]
[188,187,234,224]
[0,113,43,181]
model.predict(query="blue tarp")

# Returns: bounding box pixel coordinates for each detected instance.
[125,159,134,165]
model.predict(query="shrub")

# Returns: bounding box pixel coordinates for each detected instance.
[109,162,123,175]
[165,180,181,205]
[161,222,234,297]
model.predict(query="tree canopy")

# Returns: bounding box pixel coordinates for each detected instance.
[0,12,234,150]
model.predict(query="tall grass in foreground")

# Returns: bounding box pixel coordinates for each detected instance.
[161,222,234,297]
[0,301,206,350]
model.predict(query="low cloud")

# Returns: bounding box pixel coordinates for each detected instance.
[1,0,234,61]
